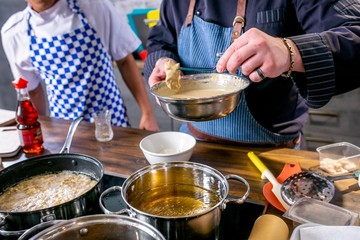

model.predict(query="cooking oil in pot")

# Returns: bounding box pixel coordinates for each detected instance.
[127,184,221,217]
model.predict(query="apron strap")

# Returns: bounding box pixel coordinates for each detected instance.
[186,0,196,26]
[231,0,246,42]
[185,0,247,41]
[67,0,88,25]
[27,12,33,36]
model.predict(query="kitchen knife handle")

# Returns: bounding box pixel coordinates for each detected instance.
[248,152,268,174]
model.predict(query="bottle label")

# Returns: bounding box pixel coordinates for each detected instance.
[18,127,43,147]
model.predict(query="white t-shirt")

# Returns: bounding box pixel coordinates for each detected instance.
[1,0,141,91]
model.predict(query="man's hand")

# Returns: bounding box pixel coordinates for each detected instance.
[148,57,175,87]
[216,28,302,82]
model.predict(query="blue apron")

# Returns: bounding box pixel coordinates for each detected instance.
[178,6,298,146]
[27,0,129,127]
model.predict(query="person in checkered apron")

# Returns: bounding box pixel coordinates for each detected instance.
[2,0,159,131]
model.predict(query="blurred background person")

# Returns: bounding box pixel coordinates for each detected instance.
[2,0,159,131]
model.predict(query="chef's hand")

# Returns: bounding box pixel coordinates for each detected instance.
[148,57,183,106]
[148,57,174,87]
[216,28,303,82]
[139,113,160,131]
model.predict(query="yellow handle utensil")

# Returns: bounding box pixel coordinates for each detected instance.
[247,151,268,179]
[247,152,290,210]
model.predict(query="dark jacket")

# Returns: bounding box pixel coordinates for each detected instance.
[144,0,360,133]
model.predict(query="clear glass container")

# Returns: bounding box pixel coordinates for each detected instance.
[316,142,360,176]
[284,197,358,226]
[92,110,113,142]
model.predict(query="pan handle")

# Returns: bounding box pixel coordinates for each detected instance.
[59,116,84,154]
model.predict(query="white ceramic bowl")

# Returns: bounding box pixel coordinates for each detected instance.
[139,131,196,164]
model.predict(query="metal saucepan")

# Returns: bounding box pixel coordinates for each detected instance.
[150,73,250,121]
[99,161,250,240]
[19,215,166,240]
[0,117,104,239]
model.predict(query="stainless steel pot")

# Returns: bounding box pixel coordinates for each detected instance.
[150,73,250,121]
[99,161,250,240]
[20,215,166,240]
[0,117,104,239]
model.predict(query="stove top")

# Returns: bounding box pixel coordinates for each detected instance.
[101,173,268,240]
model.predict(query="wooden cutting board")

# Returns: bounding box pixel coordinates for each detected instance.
[0,127,21,157]
[0,109,16,127]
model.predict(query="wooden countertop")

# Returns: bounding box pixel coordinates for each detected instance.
[3,116,359,232]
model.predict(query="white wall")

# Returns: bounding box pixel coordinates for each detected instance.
[0,0,27,110]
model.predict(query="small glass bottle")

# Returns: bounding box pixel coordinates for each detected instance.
[12,78,44,154]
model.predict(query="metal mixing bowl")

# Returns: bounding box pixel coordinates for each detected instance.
[150,73,250,121]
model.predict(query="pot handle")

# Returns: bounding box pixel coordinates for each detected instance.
[40,214,56,222]
[0,214,6,228]
[99,186,135,217]
[59,116,83,154]
[0,214,25,239]
[223,174,250,205]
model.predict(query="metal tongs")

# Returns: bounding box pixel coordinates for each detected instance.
[178,66,244,77]
[329,170,360,182]
[178,67,217,72]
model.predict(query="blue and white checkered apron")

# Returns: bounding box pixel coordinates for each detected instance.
[178,15,298,145]
[27,0,129,127]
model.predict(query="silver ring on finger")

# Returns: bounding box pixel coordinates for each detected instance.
[256,67,267,81]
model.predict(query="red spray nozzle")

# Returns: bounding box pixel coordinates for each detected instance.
[12,78,28,89]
